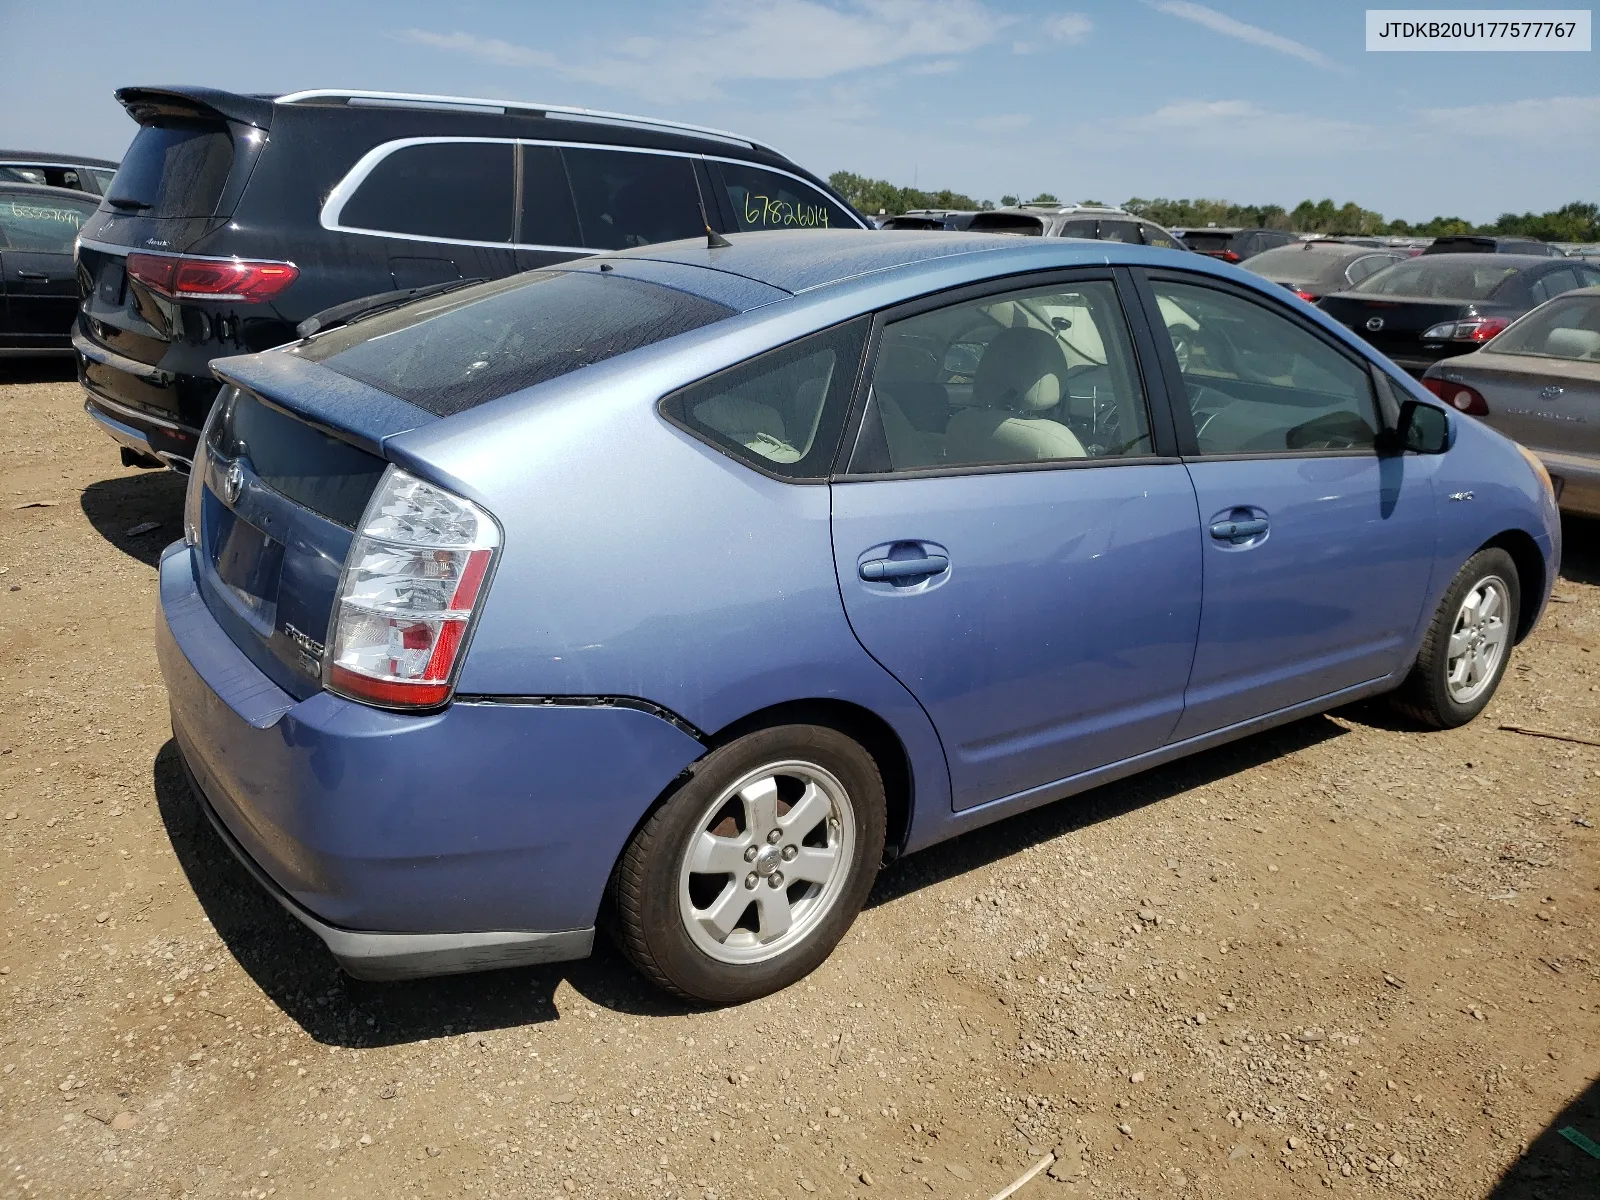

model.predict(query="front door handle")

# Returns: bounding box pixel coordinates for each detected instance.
[859,554,949,581]
[1210,517,1268,540]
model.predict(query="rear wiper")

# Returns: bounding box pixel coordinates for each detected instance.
[296,277,486,339]
[105,196,152,211]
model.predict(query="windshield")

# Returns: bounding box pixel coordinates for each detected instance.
[297,270,736,417]
[1488,293,1600,360]
[1352,258,1520,300]
[105,122,236,217]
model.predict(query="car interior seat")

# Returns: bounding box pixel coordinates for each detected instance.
[944,327,1086,463]
[1545,327,1600,360]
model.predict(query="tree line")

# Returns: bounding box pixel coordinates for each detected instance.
[826,172,1600,242]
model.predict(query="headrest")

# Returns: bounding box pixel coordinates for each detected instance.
[973,327,1067,412]
[1545,326,1600,360]
[878,341,941,384]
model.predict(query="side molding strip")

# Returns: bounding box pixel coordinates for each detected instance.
[453,694,708,743]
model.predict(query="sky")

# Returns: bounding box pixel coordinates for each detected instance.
[1,0,1594,223]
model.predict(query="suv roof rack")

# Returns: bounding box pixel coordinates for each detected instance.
[274,89,785,158]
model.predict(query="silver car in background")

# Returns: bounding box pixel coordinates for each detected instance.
[1422,286,1600,516]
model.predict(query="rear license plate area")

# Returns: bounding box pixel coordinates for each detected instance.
[97,260,126,307]
[211,506,284,633]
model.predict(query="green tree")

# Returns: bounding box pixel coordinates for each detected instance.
[1028,192,1060,204]
[1000,194,1018,207]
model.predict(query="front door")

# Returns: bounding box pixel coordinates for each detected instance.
[1140,273,1439,739]
[832,274,1202,811]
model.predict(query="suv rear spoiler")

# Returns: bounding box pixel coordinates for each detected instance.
[115,86,275,130]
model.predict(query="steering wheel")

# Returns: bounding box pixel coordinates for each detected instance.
[1169,325,1240,378]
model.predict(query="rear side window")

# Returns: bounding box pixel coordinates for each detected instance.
[106,123,235,218]
[1140,224,1180,249]
[518,143,582,248]
[1529,268,1583,304]
[0,192,99,251]
[1097,220,1142,243]
[299,270,735,417]
[714,162,856,231]
[1057,219,1098,238]
[661,319,869,480]
[340,142,514,243]
[562,148,704,250]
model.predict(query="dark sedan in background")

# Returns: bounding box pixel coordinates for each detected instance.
[1244,240,1405,303]
[1,182,102,358]
[0,149,119,196]
[1319,254,1600,374]
[1422,286,1600,516]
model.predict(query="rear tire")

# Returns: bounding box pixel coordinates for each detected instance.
[1390,548,1519,729]
[611,724,885,1004]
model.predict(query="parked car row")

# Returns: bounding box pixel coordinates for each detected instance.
[0,84,1584,1004]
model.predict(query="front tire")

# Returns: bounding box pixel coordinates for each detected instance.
[612,724,886,1004]
[1391,547,1520,729]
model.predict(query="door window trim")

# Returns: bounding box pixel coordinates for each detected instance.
[1128,267,1389,461]
[320,136,866,251]
[832,266,1182,482]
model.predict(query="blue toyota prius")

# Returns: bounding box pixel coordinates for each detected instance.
[156,231,1561,1002]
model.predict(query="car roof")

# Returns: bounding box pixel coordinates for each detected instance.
[0,149,120,168]
[1409,252,1566,269]
[0,181,104,202]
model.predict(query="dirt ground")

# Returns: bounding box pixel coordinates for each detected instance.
[2,366,1598,1200]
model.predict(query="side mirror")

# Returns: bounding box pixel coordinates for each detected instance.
[1384,399,1451,455]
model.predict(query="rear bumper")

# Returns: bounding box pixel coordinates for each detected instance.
[154,541,706,979]
[1540,451,1600,518]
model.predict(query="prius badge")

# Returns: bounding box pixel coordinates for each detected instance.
[1365,316,1384,332]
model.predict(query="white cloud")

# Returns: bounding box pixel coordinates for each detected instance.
[396,0,1011,103]
[970,112,1033,130]
[1013,11,1092,53]
[1414,95,1600,146]
[1122,98,1366,151]
[1148,1,1339,71]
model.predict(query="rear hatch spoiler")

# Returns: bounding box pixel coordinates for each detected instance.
[115,86,275,130]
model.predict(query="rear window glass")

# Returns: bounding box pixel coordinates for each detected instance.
[966,213,1045,236]
[1352,258,1521,300]
[0,191,99,252]
[1180,232,1233,253]
[207,388,388,529]
[105,123,235,218]
[340,141,514,243]
[1489,294,1600,360]
[562,148,704,250]
[1246,246,1351,285]
[715,162,856,232]
[298,270,735,417]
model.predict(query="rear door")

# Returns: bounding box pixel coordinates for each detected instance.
[0,189,98,347]
[1138,271,1438,736]
[831,271,1202,811]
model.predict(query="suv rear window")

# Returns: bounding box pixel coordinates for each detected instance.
[1180,232,1233,253]
[105,123,236,218]
[340,141,515,243]
[966,212,1045,236]
[297,269,736,417]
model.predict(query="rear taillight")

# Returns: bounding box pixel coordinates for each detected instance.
[1422,376,1489,415]
[126,252,298,303]
[1215,250,1242,263]
[1293,289,1318,302]
[1421,317,1512,344]
[325,469,501,710]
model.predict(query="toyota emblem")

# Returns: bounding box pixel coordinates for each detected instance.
[1365,316,1384,332]
[222,461,244,505]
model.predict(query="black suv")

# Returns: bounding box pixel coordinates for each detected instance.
[1171,227,1299,263]
[75,86,866,469]
[1422,235,1564,257]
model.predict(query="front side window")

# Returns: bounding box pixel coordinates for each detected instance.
[716,162,856,232]
[340,141,515,243]
[850,279,1153,473]
[1152,280,1379,455]
[661,319,869,480]
[0,191,99,252]
[1488,294,1600,360]
[561,147,704,250]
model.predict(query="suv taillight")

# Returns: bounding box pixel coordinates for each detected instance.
[126,252,298,303]
[325,469,501,710]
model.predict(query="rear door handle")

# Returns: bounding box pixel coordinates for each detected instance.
[1210,518,1268,540]
[859,554,949,581]
[16,270,49,280]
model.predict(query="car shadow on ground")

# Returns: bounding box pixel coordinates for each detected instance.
[865,713,1348,909]
[1559,513,1599,587]
[80,471,187,568]
[1486,1076,1600,1198]
[155,715,1353,1043]
[153,741,692,1048]
[0,356,76,384]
